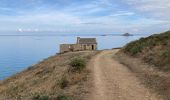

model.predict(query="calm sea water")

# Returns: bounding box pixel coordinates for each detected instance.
[0,35,147,80]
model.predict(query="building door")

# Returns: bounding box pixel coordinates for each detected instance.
[92,45,94,50]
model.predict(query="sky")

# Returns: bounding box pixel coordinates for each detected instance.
[0,0,170,34]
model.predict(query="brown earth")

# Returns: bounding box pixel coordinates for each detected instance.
[115,51,170,100]
[86,49,160,100]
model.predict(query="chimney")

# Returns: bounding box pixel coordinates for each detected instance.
[77,37,80,44]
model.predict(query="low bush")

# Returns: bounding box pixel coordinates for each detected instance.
[59,76,69,89]
[69,58,86,72]
[161,51,170,58]
[123,31,170,56]
[123,41,144,55]
[57,95,69,100]
[33,95,50,100]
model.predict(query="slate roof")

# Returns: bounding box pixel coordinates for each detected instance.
[78,38,97,44]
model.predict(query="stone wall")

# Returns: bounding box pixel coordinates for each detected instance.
[81,44,97,50]
[60,44,71,53]
[60,44,82,53]
[60,44,97,53]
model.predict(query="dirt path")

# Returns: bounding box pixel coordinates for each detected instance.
[87,50,159,100]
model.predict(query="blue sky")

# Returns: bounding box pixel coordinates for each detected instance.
[0,0,170,34]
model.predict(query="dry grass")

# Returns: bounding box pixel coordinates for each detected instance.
[122,31,170,71]
[115,31,170,100]
[0,51,98,100]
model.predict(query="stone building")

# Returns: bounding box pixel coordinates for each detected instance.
[60,37,97,53]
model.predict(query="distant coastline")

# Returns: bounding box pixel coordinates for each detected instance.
[0,33,149,37]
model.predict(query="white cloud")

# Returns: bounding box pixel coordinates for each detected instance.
[109,12,134,17]
[122,0,170,20]
[0,12,81,24]
[0,9,169,34]
[0,0,170,34]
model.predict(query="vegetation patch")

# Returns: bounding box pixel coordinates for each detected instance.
[122,31,170,71]
[33,95,50,100]
[123,41,144,55]
[69,57,86,72]
[59,76,69,89]
[161,50,170,58]
[57,94,69,100]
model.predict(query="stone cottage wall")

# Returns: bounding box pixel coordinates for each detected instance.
[60,44,71,53]
[81,44,97,50]
[60,44,82,53]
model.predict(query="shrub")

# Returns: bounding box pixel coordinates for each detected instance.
[161,51,170,58]
[41,96,50,100]
[57,95,69,100]
[33,95,50,100]
[123,41,144,55]
[33,95,40,100]
[69,58,86,72]
[129,45,142,55]
[59,76,69,89]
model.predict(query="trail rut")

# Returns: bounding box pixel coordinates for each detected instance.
[87,50,159,100]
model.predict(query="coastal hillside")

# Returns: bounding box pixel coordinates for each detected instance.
[123,31,170,71]
[0,51,98,100]
[115,31,170,100]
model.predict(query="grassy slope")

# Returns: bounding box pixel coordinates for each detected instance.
[0,51,98,100]
[116,31,170,100]
[123,31,170,71]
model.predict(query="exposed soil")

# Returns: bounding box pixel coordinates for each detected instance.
[87,50,160,100]
[115,51,170,100]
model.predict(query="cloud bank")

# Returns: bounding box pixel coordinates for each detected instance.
[0,0,170,34]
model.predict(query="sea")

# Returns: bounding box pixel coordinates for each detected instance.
[0,34,149,80]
